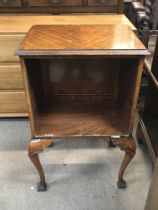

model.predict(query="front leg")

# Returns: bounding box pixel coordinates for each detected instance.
[28,138,54,191]
[114,137,136,188]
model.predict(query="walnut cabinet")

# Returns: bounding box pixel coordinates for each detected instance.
[16,24,148,191]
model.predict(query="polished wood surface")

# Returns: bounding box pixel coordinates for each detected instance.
[28,136,136,191]
[16,25,147,56]
[0,64,23,90]
[21,56,144,138]
[28,138,54,191]
[0,15,136,33]
[18,24,148,190]
[0,91,27,115]
[115,137,136,188]
[35,102,129,137]
[0,34,24,62]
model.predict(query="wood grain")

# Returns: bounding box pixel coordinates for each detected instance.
[0,91,27,114]
[18,23,148,138]
[28,138,54,191]
[0,64,23,90]
[0,15,136,33]
[22,55,146,137]
[16,25,148,56]
[129,58,144,133]
[18,24,146,190]
[0,34,24,62]
[20,57,38,136]
[35,101,130,137]
[115,137,136,188]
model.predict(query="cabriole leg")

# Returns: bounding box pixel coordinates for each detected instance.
[28,138,54,191]
[114,137,136,188]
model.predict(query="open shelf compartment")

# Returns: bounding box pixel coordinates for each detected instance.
[24,56,140,138]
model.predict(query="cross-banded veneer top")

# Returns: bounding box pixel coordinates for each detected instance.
[16,25,149,56]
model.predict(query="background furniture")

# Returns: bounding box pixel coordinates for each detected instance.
[16,24,148,191]
[136,34,158,165]
[131,0,158,165]
[131,0,152,47]
[131,0,157,46]
[0,0,124,14]
[152,0,158,30]
[145,159,158,210]
[0,15,135,117]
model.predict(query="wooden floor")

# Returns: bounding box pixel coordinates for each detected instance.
[35,101,130,137]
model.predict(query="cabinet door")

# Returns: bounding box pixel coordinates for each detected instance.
[0,0,21,7]
[28,0,82,6]
[88,0,118,6]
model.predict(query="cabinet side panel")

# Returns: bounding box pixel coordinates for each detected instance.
[117,57,144,135]
[129,58,144,134]
[20,58,36,137]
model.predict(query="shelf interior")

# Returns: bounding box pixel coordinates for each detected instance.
[35,101,130,137]
[24,57,139,138]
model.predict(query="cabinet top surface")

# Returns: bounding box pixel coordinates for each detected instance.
[0,15,136,33]
[16,24,149,56]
